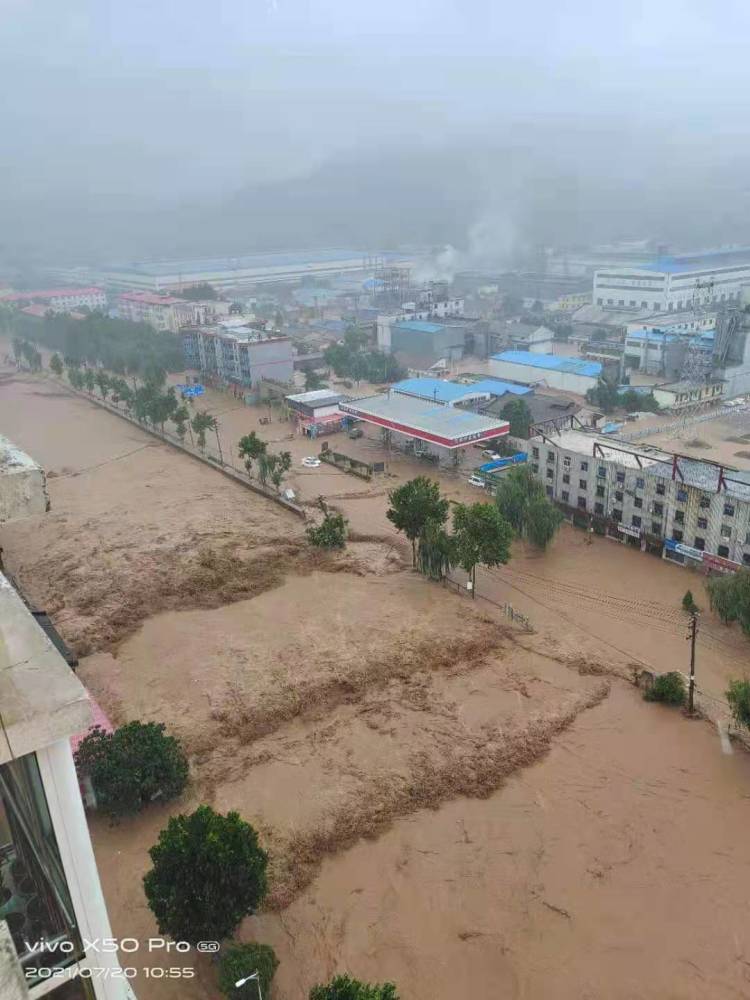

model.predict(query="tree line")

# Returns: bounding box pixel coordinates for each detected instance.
[6,308,183,377]
[586,377,660,415]
[324,325,406,384]
[386,466,563,591]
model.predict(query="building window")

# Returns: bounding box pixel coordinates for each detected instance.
[546,468,554,480]
[561,490,569,503]
[596,485,605,498]
[674,510,684,524]
[677,489,688,502]
[721,524,732,538]
[653,502,664,516]
[546,486,553,497]
[699,495,710,508]
[563,456,571,469]
[577,497,587,510]
[616,471,625,484]
[652,521,662,535]
[580,461,589,472]
[697,517,708,530]
[634,497,643,509]
[635,477,644,489]
[724,504,735,517]
[0,753,84,984]
[597,298,603,306]
[743,553,750,566]
[718,545,730,558]
[694,537,705,551]
[594,502,604,515]
[532,447,539,459]
[673,529,683,542]
[579,479,587,490]
[641,301,648,309]
[656,482,666,496]
[612,508,622,522]
[631,515,642,528]
[562,473,570,484]
[547,451,555,462]
[615,490,623,502]
[597,465,606,478]
[532,463,539,473]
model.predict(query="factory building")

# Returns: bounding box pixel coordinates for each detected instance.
[490,351,602,396]
[529,429,750,572]
[594,248,750,314]
[3,287,106,313]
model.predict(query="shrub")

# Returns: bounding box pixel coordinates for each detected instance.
[307,510,348,549]
[74,721,188,818]
[143,805,268,945]
[643,672,686,706]
[726,678,750,729]
[309,974,400,1000]
[682,590,698,614]
[218,942,279,998]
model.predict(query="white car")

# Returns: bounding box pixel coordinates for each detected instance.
[301,456,321,468]
[483,450,501,461]
[467,474,486,488]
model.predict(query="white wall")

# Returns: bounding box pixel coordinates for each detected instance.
[489,359,596,396]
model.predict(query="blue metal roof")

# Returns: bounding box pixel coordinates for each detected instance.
[392,377,531,404]
[640,248,750,274]
[394,320,445,334]
[492,351,602,378]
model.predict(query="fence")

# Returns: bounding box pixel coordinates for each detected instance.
[444,573,535,632]
[319,449,373,480]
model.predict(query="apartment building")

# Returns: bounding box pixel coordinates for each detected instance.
[4,288,106,314]
[0,439,132,1000]
[180,326,294,387]
[116,292,194,333]
[530,429,750,572]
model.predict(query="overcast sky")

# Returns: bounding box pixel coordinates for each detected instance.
[1,1,750,257]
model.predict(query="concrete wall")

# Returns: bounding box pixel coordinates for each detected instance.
[0,438,48,524]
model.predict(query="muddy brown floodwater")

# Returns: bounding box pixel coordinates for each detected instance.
[3,367,750,1000]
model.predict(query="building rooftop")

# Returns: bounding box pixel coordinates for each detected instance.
[394,320,446,335]
[0,575,92,764]
[536,430,668,469]
[492,351,602,378]
[340,392,508,448]
[645,459,750,502]
[5,287,103,301]
[641,248,750,274]
[392,377,531,405]
[286,389,345,407]
[118,291,187,305]
[105,249,407,278]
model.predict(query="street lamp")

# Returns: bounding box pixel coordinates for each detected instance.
[235,971,263,1000]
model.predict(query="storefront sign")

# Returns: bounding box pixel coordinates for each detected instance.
[703,552,741,574]
[664,538,704,561]
[617,523,641,538]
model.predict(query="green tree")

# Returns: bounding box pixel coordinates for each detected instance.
[307,506,348,548]
[643,672,686,706]
[83,368,96,393]
[94,370,111,399]
[67,366,84,390]
[49,353,64,377]
[500,398,532,438]
[682,590,698,614]
[173,404,190,442]
[495,466,562,550]
[386,477,449,567]
[452,501,513,597]
[304,368,326,391]
[309,975,399,1000]
[323,342,356,377]
[726,678,750,729]
[707,570,750,633]
[180,283,217,300]
[143,805,268,946]
[238,432,267,474]
[416,518,454,581]
[74,722,188,820]
[191,410,217,451]
[218,942,279,999]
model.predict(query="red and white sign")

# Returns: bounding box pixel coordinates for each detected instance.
[703,552,741,574]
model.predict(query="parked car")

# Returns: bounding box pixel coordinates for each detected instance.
[482,450,502,462]
[348,427,364,439]
[467,474,487,488]
[301,456,321,468]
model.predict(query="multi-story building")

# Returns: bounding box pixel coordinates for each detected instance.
[530,428,750,572]
[0,438,131,1000]
[594,248,750,314]
[180,325,294,388]
[4,288,106,314]
[116,292,194,333]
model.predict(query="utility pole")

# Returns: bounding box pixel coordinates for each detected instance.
[687,611,698,714]
[214,420,224,465]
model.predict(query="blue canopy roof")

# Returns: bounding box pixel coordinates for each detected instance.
[492,351,602,378]
[393,377,531,404]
